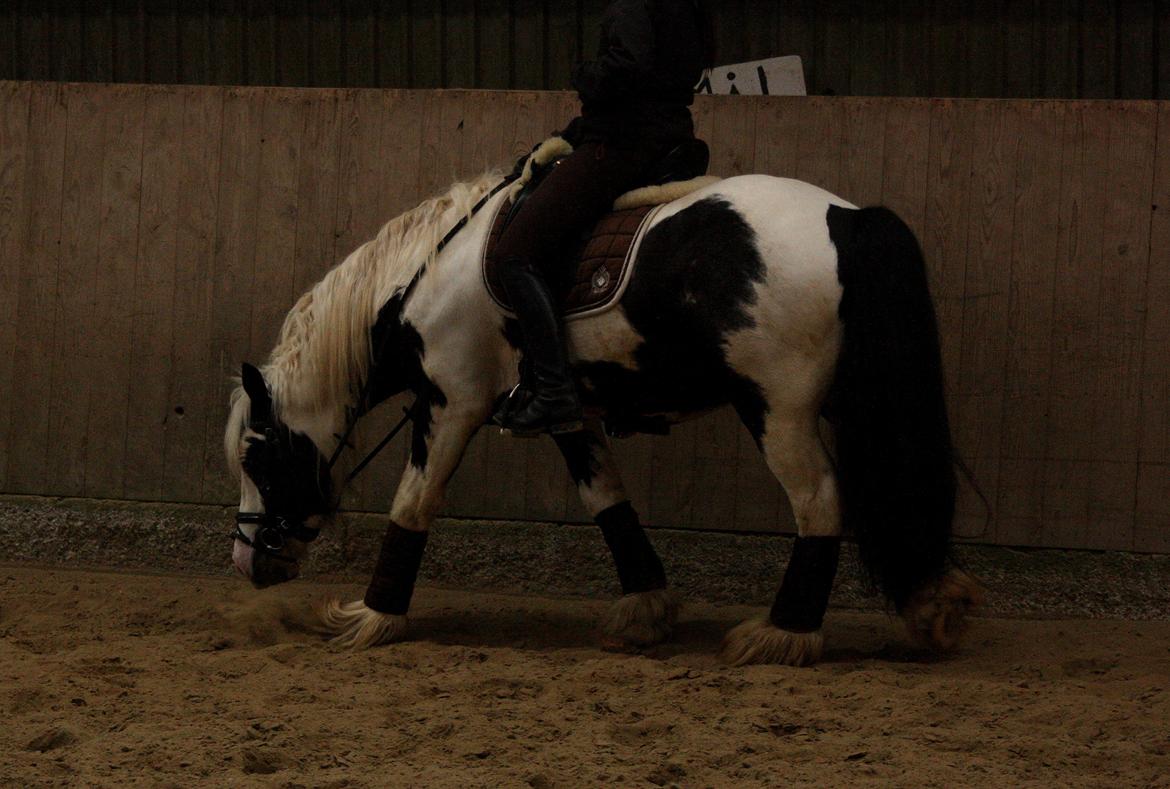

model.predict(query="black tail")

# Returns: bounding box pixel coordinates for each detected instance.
[825,204,956,612]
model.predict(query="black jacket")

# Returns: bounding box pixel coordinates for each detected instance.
[567,0,705,147]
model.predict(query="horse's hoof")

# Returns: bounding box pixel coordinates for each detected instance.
[314,597,408,649]
[902,568,985,651]
[721,618,823,667]
[602,588,680,648]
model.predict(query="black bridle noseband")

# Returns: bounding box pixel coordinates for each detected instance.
[234,173,518,561]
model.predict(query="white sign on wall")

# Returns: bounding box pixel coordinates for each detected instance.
[696,55,807,96]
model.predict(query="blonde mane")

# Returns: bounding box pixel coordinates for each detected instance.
[225,170,503,471]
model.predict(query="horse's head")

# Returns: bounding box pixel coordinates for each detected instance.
[226,363,335,588]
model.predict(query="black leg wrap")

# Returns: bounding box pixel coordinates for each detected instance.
[769,536,841,633]
[363,522,429,616]
[596,501,667,595]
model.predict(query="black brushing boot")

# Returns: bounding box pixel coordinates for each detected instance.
[493,259,584,436]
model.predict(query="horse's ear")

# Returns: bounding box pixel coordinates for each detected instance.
[241,363,271,417]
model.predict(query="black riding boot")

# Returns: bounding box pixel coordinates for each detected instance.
[493,259,583,436]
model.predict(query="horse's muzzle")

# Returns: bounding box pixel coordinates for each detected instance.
[250,551,301,589]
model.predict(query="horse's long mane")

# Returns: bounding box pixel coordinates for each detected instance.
[225,169,502,472]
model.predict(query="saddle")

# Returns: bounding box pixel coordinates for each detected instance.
[482,139,717,319]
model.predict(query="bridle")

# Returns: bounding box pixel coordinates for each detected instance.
[233,172,519,561]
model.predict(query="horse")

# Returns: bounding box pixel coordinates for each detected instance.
[223,144,982,667]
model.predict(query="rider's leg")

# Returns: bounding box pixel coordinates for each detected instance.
[492,140,655,435]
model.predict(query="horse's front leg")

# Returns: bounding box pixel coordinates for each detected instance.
[318,398,485,649]
[554,422,679,648]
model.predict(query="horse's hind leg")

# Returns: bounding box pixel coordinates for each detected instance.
[554,422,678,647]
[722,409,842,667]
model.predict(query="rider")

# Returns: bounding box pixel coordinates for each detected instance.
[493,0,713,436]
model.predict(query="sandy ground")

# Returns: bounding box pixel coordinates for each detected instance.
[1,566,1168,788]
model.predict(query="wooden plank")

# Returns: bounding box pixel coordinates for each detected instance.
[274,8,311,87]
[328,89,388,511]
[475,0,511,89]
[247,89,304,360]
[889,0,928,97]
[206,1,243,87]
[646,420,697,528]
[42,85,106,498]
[1043,102,1110,549]
[1083,102,1158,551]
[411,3,444,88]
[83,85,147,499]
[1003,0,1037,98]
[848,5,888,96]
[712,0,749,66]
[243,1,276,86]
[342,0,379,87]
[56,5,84,82]
[1080,1,1118,98]
[927,0,965,97]
[706,95,757,177]
[994,101,1064,547]
[14,3,48,80]
[0,81,31,489]
[1135,463,1170,553]
[0,3,12,80]
[175,1,209,85]
[1117,0,1154,99]
[839,96,887,208]
[459,86,517,175]
[111,4,146,83]
[813,0,852,96]
[1140,102,1170,467]
[143,6,180,84]
[753,96,802,178]
[881,98,931,233]
[376,0,411,87]
[1091,103,1157,464]
[83,7,114,83]
[546,1,580,91]
[291,91,343,305]
[953,100,1019,542]
[417,90,468,199]
[123,86,185,502]
[1160,3,1170,100]
[777,0,816,83]
[580,0,605,59]
[1039,0,1077,98]
[921,99,976,534]
[201,87,266,504]
[308,0,343,88]
[512,0,546,89]
[446,0,477,89]
[161,86,224,503]
[793,96,843,195]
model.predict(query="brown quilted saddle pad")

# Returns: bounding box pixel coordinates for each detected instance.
[482,200,663,318]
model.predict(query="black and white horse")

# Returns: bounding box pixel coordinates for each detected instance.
[224,153,980,666]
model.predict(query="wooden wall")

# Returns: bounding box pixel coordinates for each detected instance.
[0,82,1167,554]
[4,1,1170,99]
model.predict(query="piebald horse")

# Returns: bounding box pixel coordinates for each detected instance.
[224,144,981,666]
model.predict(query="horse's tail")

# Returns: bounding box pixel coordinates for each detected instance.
[826,204,981,648]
